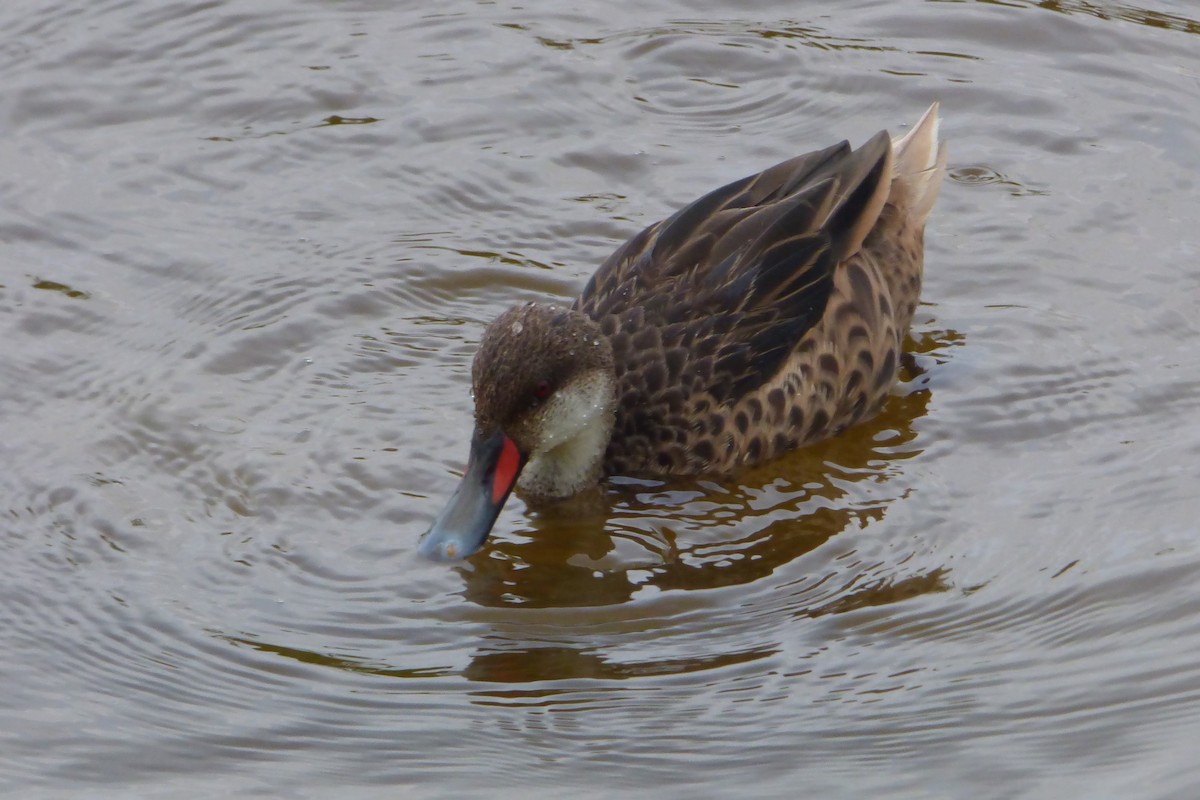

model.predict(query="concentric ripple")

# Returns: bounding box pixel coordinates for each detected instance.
[3,0,1200,796]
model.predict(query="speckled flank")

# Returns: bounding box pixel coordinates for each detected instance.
[600,238,916,474]
[594,105,945,476]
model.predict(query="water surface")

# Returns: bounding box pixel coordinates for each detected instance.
[2,0,1200,797]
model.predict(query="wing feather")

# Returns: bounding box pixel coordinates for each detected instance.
[574,131,894,471]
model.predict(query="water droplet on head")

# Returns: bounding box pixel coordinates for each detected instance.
[511,321,524,335]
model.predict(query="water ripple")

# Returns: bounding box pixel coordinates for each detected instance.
[4,0,1200,795]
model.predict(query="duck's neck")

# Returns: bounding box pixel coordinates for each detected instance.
[516,370,616,499]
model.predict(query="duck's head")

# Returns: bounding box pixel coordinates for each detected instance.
[419,302,617,561]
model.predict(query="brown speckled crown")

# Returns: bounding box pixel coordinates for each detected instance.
[471,303,614,442]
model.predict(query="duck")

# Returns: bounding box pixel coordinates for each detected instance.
[420,104,946,561]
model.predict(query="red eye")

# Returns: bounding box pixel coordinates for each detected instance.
[533,380,551,401]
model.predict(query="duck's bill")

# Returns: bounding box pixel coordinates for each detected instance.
[419,429,524,562]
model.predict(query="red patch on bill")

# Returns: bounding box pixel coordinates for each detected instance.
[491,436,520,505]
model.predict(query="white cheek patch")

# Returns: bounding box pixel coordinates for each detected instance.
[537,378,605,446]
[517,370,615,498]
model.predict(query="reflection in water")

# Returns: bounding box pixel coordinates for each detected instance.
[462,644,774,685]
[990,0,1200,35]
[231,328,961,687]
[803,564,949,618]
[223,625,779,685]
[222,635,454,679]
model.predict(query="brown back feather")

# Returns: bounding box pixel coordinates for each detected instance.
[574,131,894,471]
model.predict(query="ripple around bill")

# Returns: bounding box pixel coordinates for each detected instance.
[0,319,966,786]
[1,468,487,789]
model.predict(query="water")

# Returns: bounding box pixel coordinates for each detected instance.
[2,0,1199,797]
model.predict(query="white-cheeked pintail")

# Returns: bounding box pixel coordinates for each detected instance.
[421,104,947,561]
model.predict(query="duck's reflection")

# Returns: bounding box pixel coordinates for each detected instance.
[461,644,774,686]
[460,326,962,609]
[221,329,959,686]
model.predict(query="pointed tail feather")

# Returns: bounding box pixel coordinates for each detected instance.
[890,102,947,226]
